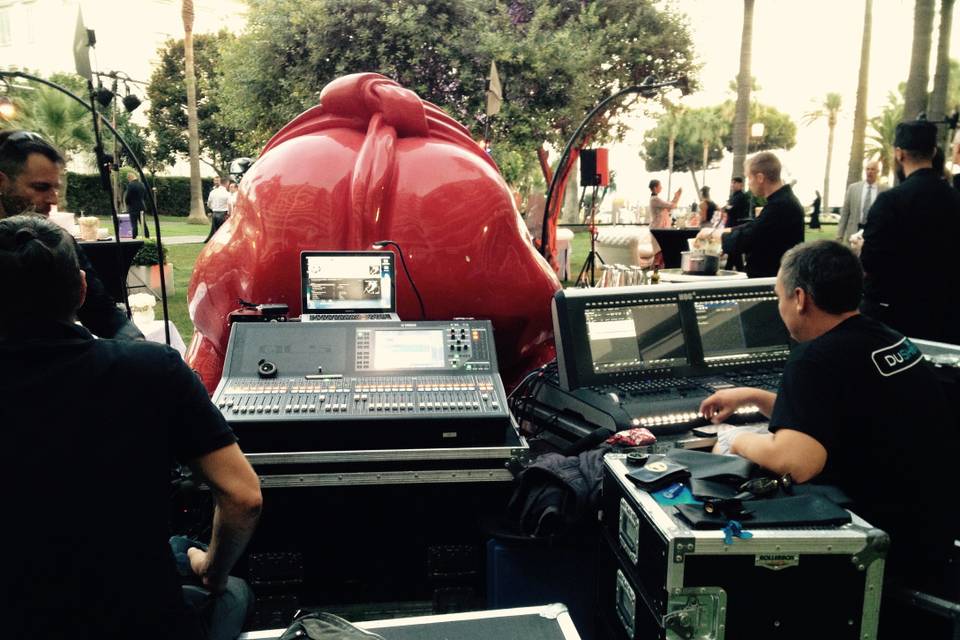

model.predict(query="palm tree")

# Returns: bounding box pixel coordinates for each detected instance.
[865,93,904,181]
[662,100,684,194]
[14,84,93,205]
[903,0,936,121]
[846,0,873,188]
[182,0,207,223]
[690,108,728,187]
[804,93,842,211]
[731,0,755,180]
[929,0,955,143]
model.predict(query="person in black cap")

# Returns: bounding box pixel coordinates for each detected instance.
[860,117,960,344]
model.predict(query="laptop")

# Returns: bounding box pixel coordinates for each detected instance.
[300,251,401,322]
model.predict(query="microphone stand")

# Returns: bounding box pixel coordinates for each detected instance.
[86,77,132,320]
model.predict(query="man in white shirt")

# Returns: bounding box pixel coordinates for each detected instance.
[836,160,887,245]
[205,176,231,243]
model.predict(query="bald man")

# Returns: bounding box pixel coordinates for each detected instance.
[836,161,887,245]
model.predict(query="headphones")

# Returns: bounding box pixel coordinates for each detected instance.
[257,358,278,378]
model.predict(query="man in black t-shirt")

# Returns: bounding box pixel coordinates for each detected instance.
[123,171,148,238]
[699,240,957,598]
[0,215,262,639]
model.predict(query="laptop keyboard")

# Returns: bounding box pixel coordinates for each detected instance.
[307,313,394,321]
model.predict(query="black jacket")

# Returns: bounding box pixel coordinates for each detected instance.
[861,167,960,344]
[123,179,148,213]
[725,189,750,226]
[722,184,804,278]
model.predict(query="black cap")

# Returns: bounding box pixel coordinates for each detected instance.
[894,119,937,152]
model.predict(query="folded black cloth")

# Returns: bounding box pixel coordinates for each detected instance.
[626,455,691,492]
[666,449,756,483]
[675,494,852,529]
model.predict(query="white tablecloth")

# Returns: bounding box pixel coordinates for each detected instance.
[138,320,186,357]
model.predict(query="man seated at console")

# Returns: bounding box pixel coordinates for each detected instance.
[1,214,262,639]
[698,240,957,599]
[0,129,141,339]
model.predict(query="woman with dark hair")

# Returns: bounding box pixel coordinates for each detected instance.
[809,190,821,229]
[698,186,718,226]
[648,179,682,229]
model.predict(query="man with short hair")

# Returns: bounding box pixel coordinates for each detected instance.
[698,152,804,277]
[123,170,148,239]
[205,176,230,242]
[699,240,957,599]
[836,160,886,245]
[722,176,750,226]
[861,119,960,344]
[0,129,141,339]
[0,214,262,639]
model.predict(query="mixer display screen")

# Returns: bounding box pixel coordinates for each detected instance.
[373,329,446,370]
[585,304,687,374]
[696,297,789,362]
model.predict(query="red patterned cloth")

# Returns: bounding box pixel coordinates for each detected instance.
[606,427,656,446]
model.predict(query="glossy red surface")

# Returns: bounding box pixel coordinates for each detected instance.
[186,73,560,393]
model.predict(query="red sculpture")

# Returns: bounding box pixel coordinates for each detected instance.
[185,73,560,393]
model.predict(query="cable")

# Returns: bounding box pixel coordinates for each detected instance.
[371,240,426,319]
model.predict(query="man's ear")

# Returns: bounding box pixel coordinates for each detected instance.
[78,269,88,311]
[794,287,808,313]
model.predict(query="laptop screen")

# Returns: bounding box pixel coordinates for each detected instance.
[300,251,395,313]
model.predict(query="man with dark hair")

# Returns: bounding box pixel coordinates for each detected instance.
[722,176,750,226]
[0,129,141,339]
[699,240,957,600]
[0,214,262,639]
[860,119,960,344]
[698,152,804,277]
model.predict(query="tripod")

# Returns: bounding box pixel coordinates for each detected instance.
[575,184,609,287]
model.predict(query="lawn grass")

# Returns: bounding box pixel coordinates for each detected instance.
[96,214,210,237]
[161,243,204,340]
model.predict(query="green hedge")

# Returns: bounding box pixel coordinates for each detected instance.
[66,173,214,217]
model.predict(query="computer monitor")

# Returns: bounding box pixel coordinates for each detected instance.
[585,303,687,375]
[300,251,395,313]
[696,296,790,363]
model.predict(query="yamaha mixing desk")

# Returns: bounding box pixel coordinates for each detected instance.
[212,320,513,454]
[518,279,792,445]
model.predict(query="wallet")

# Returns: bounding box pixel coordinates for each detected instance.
[626,455,691,492]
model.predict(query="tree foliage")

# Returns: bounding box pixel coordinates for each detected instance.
[642,101,795,175]
[215,0,698,182]
[146,31,242,174]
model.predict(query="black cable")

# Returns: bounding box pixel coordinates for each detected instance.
[371,240,426,319]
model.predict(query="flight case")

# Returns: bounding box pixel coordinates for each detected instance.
[599,454,888,640]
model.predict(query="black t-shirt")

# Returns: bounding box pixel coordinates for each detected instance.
[770,314,958,586]
[1,321,236,639]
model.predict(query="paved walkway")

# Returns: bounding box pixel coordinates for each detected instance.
[159,235,207,245]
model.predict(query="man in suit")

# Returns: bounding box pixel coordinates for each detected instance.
[861,119,960,344]
[123,171,148,239]
[836,160,886,245]
[697,152,804,278]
